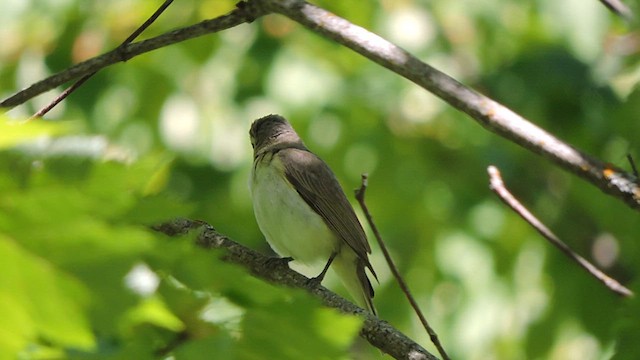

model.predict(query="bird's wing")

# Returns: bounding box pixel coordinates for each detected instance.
[279,148,376,276]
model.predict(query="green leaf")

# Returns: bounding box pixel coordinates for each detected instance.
[0,117,74,149]
[173,335,236,360]
[0,236,94,355]
[122,296,185,332]
[238,297,362,360]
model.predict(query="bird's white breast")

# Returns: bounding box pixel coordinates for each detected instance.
[250,154,337,264]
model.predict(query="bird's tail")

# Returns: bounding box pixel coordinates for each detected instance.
[332,249,376,315]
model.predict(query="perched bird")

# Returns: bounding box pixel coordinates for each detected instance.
[249,114,377,314]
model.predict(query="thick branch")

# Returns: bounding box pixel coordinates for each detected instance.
[1,3,267,109]
[153,218,438,360]
[260,0,640,212]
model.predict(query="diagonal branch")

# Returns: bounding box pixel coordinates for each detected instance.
[152,218,439,360]
[355,174,450,360]
[1,3,267,109]
[597,0,634,21]
[31,0,176,119]
[121,0,176,46]
[487,166,633,298]
[628,154,638,177]
[260,0,640,212]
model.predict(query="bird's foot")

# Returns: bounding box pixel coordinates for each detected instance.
[263,256,294,269]
[305,275,324,288]
[305,252,337,287]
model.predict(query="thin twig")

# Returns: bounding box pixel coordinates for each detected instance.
[30,75,93,118]
[122,0,175,46]
[155,330,190,357]
[627,154,638,177]
[487,165,633,298]
[355,175,450,360]
[153,218,438,360]
[597,0,634,21]
[30,0,175,119]
[1,3,264,109]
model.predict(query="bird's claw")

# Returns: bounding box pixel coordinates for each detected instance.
[305,275,323,288]
[263,256,294,269]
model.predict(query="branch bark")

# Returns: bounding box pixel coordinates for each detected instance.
[153,218,439,360]
[0,3,267,109]
[597,0,634,20]
[259,0,640,212]
[2,0,639,212]
[488,166,633,298]
[31,0,176,119]
[355,175,450,360]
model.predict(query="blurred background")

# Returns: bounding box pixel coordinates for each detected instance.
[1,0,640,359]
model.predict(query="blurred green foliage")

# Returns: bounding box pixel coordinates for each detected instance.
[1,0,640,359]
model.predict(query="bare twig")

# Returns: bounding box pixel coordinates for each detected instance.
[597,0,634,21]
[487,165,633,298]
[355,175,450,360]
[628,154,638,177]
[155,330,190,357]
[121,0,175,46]
[153,218,438,360]
[31,0,176,119]
[31,75,92,119]
[1,3,265,109]
[260,0,640,212]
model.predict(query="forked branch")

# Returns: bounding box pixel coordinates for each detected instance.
[0,2,266,109]
[31,0,177,119]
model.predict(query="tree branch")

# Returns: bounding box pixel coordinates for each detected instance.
[152,218,439,360]
[31,0,176,119]
[3,0,638,212]
[355,174,450,360]
[1,2,268,109]
[597,0,634,21]
[627,154,638,177]
[487,166,633,298]
[258,0,640,212]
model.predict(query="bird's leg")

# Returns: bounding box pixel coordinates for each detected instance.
[307,251,337,287]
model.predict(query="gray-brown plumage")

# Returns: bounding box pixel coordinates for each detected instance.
[249,114,377,314]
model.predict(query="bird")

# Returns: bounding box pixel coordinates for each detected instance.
[249,114,377,314]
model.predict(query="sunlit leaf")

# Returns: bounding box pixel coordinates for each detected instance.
[0,117,75,149]
[0,236,94,354]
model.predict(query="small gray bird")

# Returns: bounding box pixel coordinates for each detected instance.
[249,114,377,314]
